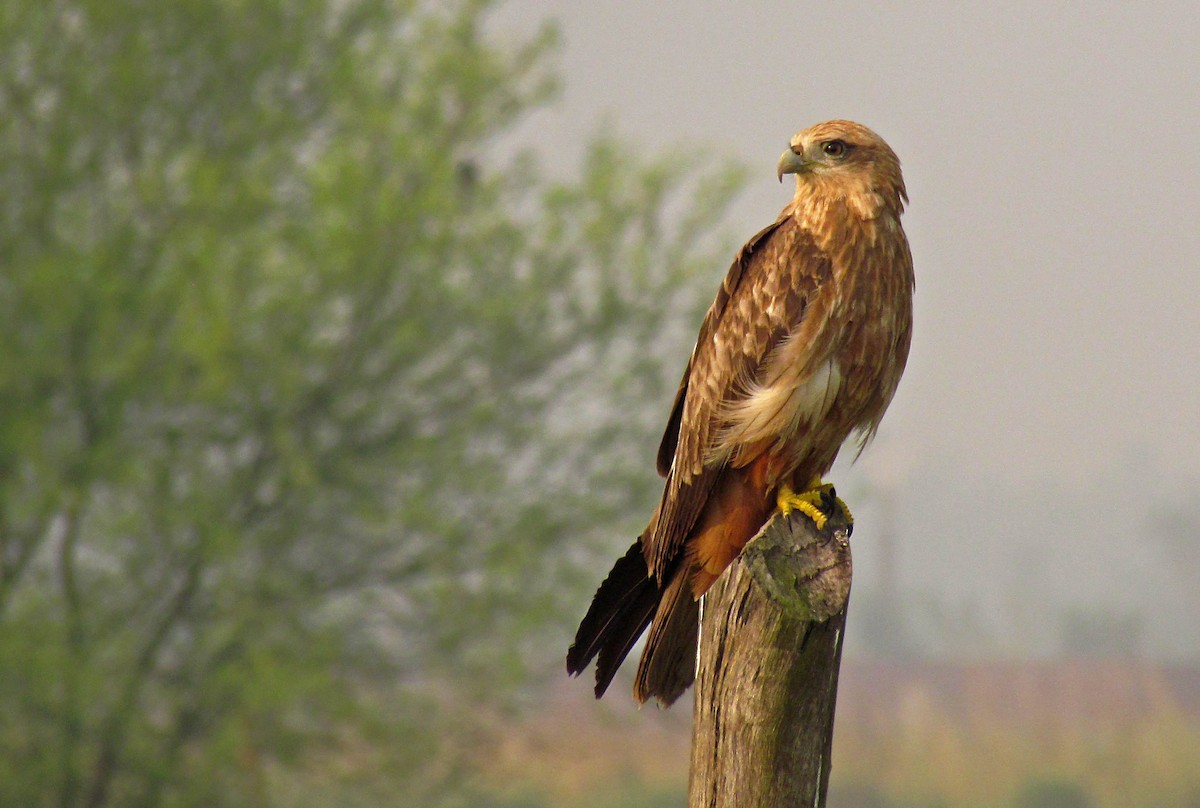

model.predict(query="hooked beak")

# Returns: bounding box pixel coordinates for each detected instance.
[776,145,807,182]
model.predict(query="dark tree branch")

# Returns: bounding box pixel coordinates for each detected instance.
[83,543,206,808]
[688,506,853,808]
[57,489,88,808]
[0,496,57,619]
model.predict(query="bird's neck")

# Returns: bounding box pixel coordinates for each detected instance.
[789,182,902,254]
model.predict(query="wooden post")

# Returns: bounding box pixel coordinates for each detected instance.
[688,505,853,808]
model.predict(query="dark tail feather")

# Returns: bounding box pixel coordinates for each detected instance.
[633,569,699,706]
[566,539,661,698]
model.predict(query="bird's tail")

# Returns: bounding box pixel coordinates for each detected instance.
[566,539,660,699]
[566,538,701,706]
[632,568,699,706]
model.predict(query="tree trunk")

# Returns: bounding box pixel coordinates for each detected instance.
[688,507,853,808]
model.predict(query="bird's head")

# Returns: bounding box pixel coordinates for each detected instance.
[777,120,907,216]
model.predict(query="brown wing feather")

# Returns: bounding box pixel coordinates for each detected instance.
[645,212,833,581]
[654,217,787,478]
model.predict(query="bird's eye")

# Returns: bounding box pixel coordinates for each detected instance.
[822,140,847,157]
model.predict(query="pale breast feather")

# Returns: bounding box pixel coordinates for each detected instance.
[709,355,842,467]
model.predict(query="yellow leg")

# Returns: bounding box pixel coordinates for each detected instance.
[776,476,854,531]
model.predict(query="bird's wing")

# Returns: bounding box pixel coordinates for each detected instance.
[645,212,833,580]
[655,217,784,477]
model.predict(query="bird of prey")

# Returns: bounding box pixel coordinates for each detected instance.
[566,120,914,706]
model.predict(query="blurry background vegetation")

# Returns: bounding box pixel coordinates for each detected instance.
[0,1,744,804]
[3,2,1199,807]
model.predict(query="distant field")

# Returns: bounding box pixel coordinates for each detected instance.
[487,659,1200,808]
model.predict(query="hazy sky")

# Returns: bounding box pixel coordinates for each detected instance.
[496,2,1200,655]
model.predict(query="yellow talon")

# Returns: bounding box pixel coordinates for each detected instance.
[776,477,854,532]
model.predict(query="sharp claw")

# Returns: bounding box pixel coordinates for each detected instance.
[776,479,855,532]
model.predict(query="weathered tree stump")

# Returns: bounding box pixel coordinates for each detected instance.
[688,504,853,808]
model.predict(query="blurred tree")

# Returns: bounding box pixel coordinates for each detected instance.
[0,0,744,805]
[1012,778,1093,808]
[827,783,894,808]
[1151,503,1200,650]
[1057,606,1145,658]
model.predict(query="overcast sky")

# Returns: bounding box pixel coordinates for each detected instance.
[496,1,1200,656]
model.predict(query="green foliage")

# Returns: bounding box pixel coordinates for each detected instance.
[585,784,687,808]
[829,783,896,808]
[1013,778,1093,808]
[0,0,744,805]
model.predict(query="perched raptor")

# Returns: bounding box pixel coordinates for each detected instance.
[567,120,914,706]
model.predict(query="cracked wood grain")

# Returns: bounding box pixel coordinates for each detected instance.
[688,507,852,808]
